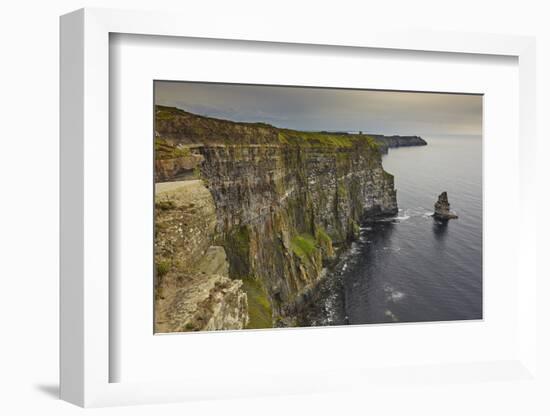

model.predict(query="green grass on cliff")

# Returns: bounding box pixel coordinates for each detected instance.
[156,259,171,278]
[241,277,273,329]
[314,226,334,258]
[291,229,335,264]
[155,105,382,153]
[278,131,354,147]
[337,182,348,197]
[278,130,381,151]
[365,136,380,150]
[290,233,318,259]
[156,107,177,121]
[315,226,332,246]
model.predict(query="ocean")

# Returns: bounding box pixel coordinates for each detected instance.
[303,135,483,326]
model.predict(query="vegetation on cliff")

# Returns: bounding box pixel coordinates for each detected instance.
[156,105,382,150]
[154,106,399,331]
[241,277,272,329]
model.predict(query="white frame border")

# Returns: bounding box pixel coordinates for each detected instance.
[60,7,537,407]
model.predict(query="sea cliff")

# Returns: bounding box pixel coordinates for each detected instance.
[369,134,428,153]
[154,106,402,331]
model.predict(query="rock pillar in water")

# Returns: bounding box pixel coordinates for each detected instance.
[433,191,458,220]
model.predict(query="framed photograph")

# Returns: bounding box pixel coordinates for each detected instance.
[152,81,482,333]
[60,8,538,407]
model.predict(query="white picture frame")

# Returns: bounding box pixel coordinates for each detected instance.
[60,7,538,407]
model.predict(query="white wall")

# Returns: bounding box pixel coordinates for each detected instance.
[1,1,548,415]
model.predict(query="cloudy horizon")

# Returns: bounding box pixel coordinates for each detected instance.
[155,81,482,137]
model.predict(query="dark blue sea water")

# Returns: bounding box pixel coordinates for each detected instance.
[304,136,483,325]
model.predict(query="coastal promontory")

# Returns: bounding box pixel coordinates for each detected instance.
[154,106,428,331]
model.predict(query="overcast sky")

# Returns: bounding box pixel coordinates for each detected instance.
[155,81,482,137]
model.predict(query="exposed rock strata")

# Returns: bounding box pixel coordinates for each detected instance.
[433,191,458,220]
[154,106,400,329]
[154,180,248,332]
[155,153,204,182]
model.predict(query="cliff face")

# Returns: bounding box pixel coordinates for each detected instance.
[370,134,427,153]
[154,180,248,332]
[154,106,398,330]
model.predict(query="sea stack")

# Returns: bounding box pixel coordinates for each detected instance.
[433,191,458,220]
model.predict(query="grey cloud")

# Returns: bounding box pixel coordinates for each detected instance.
[155,81,482,137]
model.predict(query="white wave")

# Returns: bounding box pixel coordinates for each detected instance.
[389,291,405,302]
[394,215,410,221]
[382,246,401,252]
[384,285,405,302]
[384,309,399,322]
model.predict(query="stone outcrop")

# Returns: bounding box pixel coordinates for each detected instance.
[154,106,399,330]
[432,191,458,220]
[154,180,248,332]
[369,134,427,153]
[155,153,204,182]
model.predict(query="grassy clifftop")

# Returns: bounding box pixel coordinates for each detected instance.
[155,105,381,151]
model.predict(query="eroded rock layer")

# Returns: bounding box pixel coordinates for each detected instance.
[433,191,458,221]
[154,106,399,330]
[154,180,248,332]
